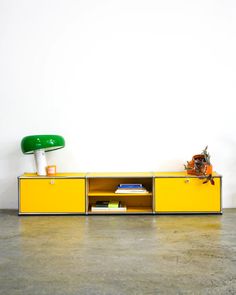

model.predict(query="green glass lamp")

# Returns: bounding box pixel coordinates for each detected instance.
[21,135,65,176]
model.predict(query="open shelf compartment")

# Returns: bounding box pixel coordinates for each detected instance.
[87,177,153,214]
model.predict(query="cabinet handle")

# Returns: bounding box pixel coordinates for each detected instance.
[185,179,190,184]
[50,180,55,185]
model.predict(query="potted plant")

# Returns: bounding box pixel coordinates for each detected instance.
[184,146,214,185]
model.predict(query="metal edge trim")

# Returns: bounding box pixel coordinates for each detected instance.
[87,212,154,215]
[18,177,20,214]
[86,178,89,215]
[152,177,155,213]
[19,177,86,180]
[153,176,222,179]
[220,176,223,213]
[18,212,87,216]
[156,211,222,214]
[85,177,153,179]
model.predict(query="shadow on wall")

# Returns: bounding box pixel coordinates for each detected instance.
[158,159,185,172]
[0,143,29,209]
[217,137,236,208]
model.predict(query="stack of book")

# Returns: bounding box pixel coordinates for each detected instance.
[115,184,149,194]
[91,200,127,212]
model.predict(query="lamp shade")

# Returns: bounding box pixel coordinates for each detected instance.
[21,135,65,154]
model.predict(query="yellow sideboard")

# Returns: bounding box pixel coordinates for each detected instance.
[18,172,222,215]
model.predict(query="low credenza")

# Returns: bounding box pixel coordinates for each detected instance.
[18,172,222,215]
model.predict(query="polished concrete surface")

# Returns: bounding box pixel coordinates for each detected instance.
[0,210,236,295]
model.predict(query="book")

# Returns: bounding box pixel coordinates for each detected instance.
[91,205,127,212]
[115,183,148,194]
[118,184,143,189]
[115,189,148,194]
[95,201,109,207]
[108,201,120,208]
[91,200,126,212]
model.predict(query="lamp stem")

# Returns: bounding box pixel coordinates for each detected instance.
[34,149,47,176]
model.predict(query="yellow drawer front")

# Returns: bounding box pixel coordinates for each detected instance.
[155,177,221,212]
[20,179,85,213]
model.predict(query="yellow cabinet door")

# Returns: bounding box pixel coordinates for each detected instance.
[155,177,221,213]
[20,178,85,213]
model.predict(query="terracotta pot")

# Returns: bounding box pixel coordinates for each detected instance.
[192,154,205,161]
[186,155,213,176]
[187,169,196,175]
[205,164,213,175]
[186,160,195,175]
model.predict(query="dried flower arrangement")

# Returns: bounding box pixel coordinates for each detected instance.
[184,146,215,185]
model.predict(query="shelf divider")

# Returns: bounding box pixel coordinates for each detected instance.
[88,191,152,197]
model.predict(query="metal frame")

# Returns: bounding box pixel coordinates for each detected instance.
[18,172,223,216]
[86,175,153,215]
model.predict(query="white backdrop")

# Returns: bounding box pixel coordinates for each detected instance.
[0,0,236,208]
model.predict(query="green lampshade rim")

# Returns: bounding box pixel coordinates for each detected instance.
[23,146,64,154]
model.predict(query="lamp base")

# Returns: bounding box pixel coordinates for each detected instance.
[34,149,47,176]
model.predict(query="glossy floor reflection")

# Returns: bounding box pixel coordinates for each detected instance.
[0,210,236,294]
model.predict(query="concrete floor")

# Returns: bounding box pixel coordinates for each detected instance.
[0,210,236,295]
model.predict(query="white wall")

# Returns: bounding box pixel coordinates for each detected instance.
[0,0,236,208]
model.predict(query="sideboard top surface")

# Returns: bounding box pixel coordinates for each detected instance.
[86,172,153,178]
[19,171,222,179]
[19,173,87,179]
[153,171,222,178]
